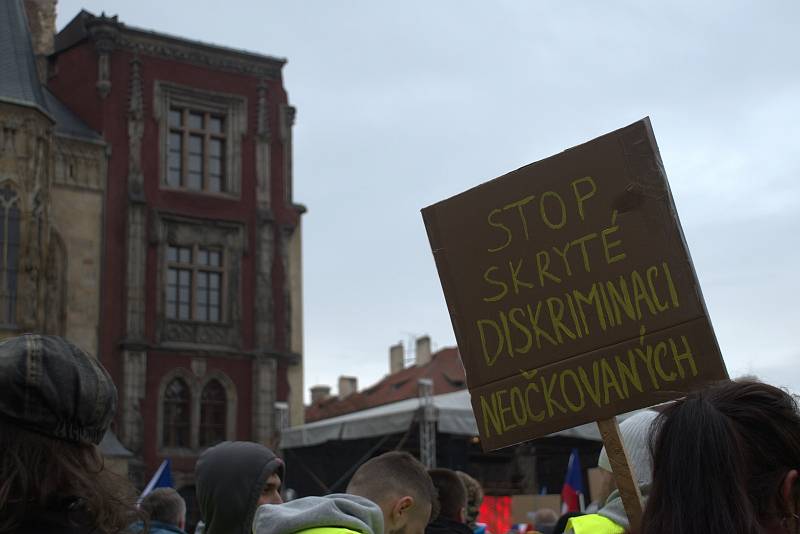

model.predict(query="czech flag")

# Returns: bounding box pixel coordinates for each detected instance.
[139,459,174,503]
[560,448,584,513]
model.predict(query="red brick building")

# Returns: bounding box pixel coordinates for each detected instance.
[41,5,306,488]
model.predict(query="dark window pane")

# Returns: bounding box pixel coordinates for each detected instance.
[209,307,220,322]
[163,378,191,448]
[169,131,182,151]
[179,303,190,320]
[209,157,222,177]
[209,116,224,134]
[189,154,203,173]
[187,172,202,190]
[198,249,209,267]
[196,304,207,321]
[188,112,204,130]
[209,252,221,268]
[167,169,181,187]
[188,135,203,154]
[167,247,178,262]
[166,302,176,318]
[179,286,190,303]
[209,139,223,157]
[179,248,192,264]
[209,271,220,288]
[178,269,190,286]
[209,176,222,193]
[197,270,208,287]
[169,109,182,127]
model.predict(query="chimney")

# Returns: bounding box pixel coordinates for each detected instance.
[24,0,57,83]
[416,335,432,366]
[338,376,358,399]
[389,342,404,374]
[310,385,331,405]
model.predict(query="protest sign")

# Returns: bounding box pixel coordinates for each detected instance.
[422,118,727,452]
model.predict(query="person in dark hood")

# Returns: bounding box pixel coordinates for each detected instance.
[425,469,472,534]
[0,334,137,534]
[253,451,435,534]
[195,441,285,534]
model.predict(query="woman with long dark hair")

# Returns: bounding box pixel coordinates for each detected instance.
[642,379,800,534]
[0,334,138,533]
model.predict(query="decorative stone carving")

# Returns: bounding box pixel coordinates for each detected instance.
[86,14,120,99]
[252,355,277,444]
[127,56,145,201]
[118,34,282,80]
[254,218,274,349]
[280,105,296,204]
[256,80,271,209]
[125,205,147,340]
[122,349,147,452]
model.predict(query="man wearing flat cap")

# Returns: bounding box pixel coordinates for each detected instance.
[0,334,136,533]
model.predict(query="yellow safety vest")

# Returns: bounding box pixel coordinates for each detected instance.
[565,514,625,534]
[299,528,365,534]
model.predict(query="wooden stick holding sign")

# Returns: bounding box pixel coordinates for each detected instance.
[597,418,644,531]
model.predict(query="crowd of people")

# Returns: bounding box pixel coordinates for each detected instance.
[1,333,799,534]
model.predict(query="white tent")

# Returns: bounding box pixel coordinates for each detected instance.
[281,389,609,449]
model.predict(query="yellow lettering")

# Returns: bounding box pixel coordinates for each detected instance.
[477,319,503,367]
[541,372,568,416]
[552,242,573,277]
[560,369,586,412]
[601,217,626,264]
[631,269,657,319]
[654,341,677,382]
[663,262,680,308]
[487,208,512,253]
[539,191,567,230]
[578,361,603,407]
[526,302,558,348]
[536,250,562,286]
[503,195,536,241]
[601,357,625,403]
[547,296,576,343]
[571,233,598,273]
[646,265,669,312]
[508,307,533,355]
[482,265,508,303]
[670,335,698,378]
[480,394,503,437]
[509,258,534,294]
[571,176,597,221]
[509,387,528,427]
[615,352,644,397]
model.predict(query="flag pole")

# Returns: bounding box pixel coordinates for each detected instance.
[596,418,643,530]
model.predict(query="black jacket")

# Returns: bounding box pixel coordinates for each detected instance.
[426,517,474,534]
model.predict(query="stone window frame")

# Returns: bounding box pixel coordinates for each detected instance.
[153,213,245,349]
[157,367,238,455]
[154,81,246,197]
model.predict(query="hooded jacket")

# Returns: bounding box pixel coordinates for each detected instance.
[252,494,384,534]
[195,441,285,534]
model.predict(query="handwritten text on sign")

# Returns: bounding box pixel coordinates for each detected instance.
[422,118,726,450]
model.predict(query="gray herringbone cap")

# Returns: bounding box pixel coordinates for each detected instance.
[0,334,117,444]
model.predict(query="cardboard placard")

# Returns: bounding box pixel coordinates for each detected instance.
[511,494,561,524]
[422,118,727,451]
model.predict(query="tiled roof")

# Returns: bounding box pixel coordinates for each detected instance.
[0,0,48,112]
[305,347,467,422]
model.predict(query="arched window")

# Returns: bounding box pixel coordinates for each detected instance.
[163,378,191,448]
[0,185,20,325]
[199,379,227,447]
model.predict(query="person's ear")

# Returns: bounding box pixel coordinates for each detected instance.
[391,496,415,528]
[782,469,799,513]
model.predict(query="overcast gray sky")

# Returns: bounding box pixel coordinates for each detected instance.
[58,1,800,402]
